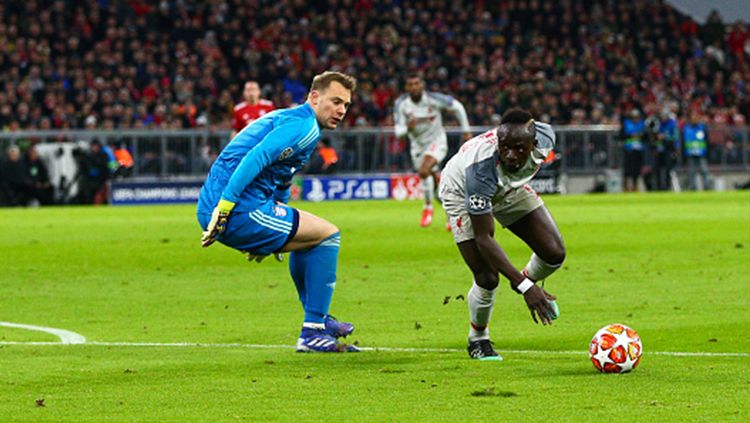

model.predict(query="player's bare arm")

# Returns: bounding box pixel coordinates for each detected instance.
[469,212,555,325]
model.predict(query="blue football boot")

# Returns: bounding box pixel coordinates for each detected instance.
[296,327,360,353]
[324,315,355,338]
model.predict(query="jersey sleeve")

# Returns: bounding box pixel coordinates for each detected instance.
[533,121,556,162]
[446,97,471,133]
[393,97,408,138]
[221,122,313,204]
[232,109,243,131]
[464,156,498,215]
[429,92,471,133]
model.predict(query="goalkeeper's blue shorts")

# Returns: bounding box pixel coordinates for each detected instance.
[198,200,299,255]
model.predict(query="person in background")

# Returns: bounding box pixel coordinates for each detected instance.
[78,139,111,204]
[0,145,32,206]
[0,149,9,206]
[394,73,472,228]
[308,138,339,175]
[230,81,275,139]
[621,109,646,192]
[683,111,711,191]
[658,109,680,191]
[643,108,662,191]
[113,143,135,178]
[25,145,54,205]
[102,142,120,175]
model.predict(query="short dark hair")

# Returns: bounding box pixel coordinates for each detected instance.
[405,72,423,81]
[500,108,534,125]
[310,71,357,93]
[497,108,536,145]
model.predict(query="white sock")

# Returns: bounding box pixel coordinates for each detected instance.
[468,281,497,341]
[302,322,325,330]
[422,176,434,204]
[523,253,562,282]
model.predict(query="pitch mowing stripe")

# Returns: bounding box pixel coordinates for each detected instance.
[0,340,746,357]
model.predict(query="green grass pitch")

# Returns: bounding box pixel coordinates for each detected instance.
[1,192,748,422]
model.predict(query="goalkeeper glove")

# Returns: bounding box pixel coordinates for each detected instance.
[244,252,285,263]
[201,199,235,247]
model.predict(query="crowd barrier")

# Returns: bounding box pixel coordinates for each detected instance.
[2,125,747,203]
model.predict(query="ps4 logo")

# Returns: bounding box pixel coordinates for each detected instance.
[305,177,390,201]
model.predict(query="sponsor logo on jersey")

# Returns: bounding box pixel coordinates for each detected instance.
[278,147,294,161]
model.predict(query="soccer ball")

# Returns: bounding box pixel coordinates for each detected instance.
[589,324,642,373]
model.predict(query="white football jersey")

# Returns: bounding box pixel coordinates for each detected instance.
[393,91,470,147]
[439,122,555,215]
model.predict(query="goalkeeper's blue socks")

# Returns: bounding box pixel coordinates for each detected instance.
[289,232,341,325]
[289,248,307,307]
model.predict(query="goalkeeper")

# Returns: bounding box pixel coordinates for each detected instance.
[197,71,359,353]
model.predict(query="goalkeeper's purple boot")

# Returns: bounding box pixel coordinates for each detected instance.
[296,327,359,353]
[324,315,355,338]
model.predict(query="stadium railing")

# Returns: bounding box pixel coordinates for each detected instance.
[1,125,748,177]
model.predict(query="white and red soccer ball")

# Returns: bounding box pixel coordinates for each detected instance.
[589,324,642,373]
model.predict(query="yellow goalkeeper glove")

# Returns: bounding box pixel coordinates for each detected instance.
[201,199,235,247]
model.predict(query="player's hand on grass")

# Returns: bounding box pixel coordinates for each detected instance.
[542,288,557,302]
[523,284,555,325]
[244,252,284,263]
[201,199,235,247]
[541,288,559,320]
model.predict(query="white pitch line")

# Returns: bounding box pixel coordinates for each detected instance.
[0,340,747,357]
[0,321,86,344]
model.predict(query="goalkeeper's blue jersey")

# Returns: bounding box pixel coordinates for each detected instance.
[198,103,321,214]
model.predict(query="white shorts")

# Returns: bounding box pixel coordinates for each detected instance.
[440,185,544,244]
[411,136,448,171]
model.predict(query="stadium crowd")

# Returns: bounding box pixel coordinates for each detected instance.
[0,0,747,131]
[1,1,749,205]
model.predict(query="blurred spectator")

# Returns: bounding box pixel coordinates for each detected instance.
[643,109,662,191]
[0,145,32,206]
[77,139,111,204]
[282,70,308,105]
[621,109,646,192]
[230,81,275,139]
[726,22,748,61]
[308,138,339,174]
[113,143,135,178]
[657,109,680,190]
[25,145,54,205]
[102,141,119,175]
[702,10,726,46]
[683,111,711,191]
